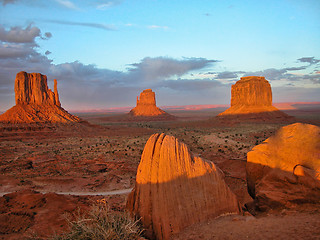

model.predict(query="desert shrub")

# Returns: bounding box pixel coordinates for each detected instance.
[53,202,143,240]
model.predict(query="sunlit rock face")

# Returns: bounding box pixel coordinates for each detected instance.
[218,76,292,120]
[129,89,169,116]
[15,72,61,106]
[0,71,80,123]
[246,123,320,210]
[127,133,241,240]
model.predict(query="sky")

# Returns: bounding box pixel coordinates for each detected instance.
[0,0,319,111]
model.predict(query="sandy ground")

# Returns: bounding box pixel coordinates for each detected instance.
[0,107,319,239]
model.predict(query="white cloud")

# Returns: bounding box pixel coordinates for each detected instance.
[55,0,78,10]
[148,25,169,30]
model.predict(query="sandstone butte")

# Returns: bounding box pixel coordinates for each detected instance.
[217,76,291,120]
[129,89,171,117]
[0,71,80,123]
[127,133,241,240]
[246,123,320,210]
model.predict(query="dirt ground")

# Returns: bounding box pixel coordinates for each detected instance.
[0,106,319,239]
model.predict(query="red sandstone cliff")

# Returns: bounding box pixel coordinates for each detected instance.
[0,71,80,123]
[129,89,171,117]
[127,133,241,240]
[218,76,292,121]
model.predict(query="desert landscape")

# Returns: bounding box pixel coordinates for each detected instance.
[0,72,319,239]
[1,1,319,239]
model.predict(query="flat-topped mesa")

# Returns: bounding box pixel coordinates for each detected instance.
[129,89,169,117]
[217,76,292,120]
[0,71,80,123]
[230,76,272,107]
[127,133,241,240]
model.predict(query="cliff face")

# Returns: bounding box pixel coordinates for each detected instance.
[217,76,292,121]
[230,76,272,107]
[246,123,320,210]
[0,71,80,123]
[129,89,169,117]
[127,133,241,240]
[15,72,60,106]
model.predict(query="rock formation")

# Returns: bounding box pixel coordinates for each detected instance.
[127,133,241,240]
[129,89,172,118]
[217,76,292,121]
[0,71,80,123]
[246,123,320,211]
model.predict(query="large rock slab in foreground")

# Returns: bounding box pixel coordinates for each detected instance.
[0,71,80,123]
[246,123,320,211]
[127,133,241,240]
[217,76,292,121]
[129,89,173,119]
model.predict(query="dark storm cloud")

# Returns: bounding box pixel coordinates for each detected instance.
[244,68,288,80]
[216,71,244,79]
[0,43,34,58]
[284,66,308,71]
[160,78,224,91]
[273,86,320,102]
[0,25,46,43]
[297,57,320,65]
[128,57,219,82]
[44,19,116,31]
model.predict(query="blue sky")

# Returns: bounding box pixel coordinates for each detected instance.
[0,0,319,110]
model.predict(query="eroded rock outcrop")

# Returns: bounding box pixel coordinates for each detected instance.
[246,123,320,210]
[127,133,241,240]
[217,76,292,121]
[0,71,80,123]
[129,89,172,118]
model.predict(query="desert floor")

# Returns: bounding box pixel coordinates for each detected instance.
[0,106,319,239]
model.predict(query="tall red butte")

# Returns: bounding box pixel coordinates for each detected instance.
[129,89,172,118]
[0,71,80,123]
[217,76,292,121]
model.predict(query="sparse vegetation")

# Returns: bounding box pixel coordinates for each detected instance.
[53,202,143,240]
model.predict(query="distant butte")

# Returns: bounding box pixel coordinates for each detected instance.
[217,76,293,121]
[0,71,80,123]
[128,89,174,120]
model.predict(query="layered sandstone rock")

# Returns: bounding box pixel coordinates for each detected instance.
[0,71,80,123]
[218,76,291,120]
[127,133,241,240]
[246,123,320,210]
[129,89,171,117]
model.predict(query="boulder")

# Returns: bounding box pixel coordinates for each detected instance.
[129,89,171,117]
[246,123,320,210]
[127,133,241,240]
[217,76,292,121]
[0,71,80,123]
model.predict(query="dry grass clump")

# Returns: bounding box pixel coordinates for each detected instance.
[54,201,143,240]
